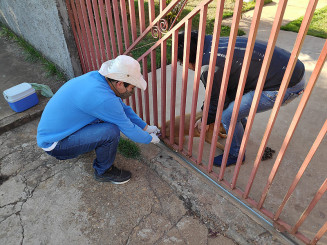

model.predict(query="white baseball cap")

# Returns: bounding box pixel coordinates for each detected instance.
[99,55,147,91]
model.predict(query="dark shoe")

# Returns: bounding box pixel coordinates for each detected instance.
[94,165,131,184]
[213,154,245,167]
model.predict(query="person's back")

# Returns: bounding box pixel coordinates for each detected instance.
[37,71,110,149]
[201,36,305,98]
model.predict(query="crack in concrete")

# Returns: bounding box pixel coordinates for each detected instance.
[18,203,25,245]
[0,147,23,164]
[153,215,188,245]
[0,205,21,223]
[0,199,26,209]
[0,164,73,245]
[124,204,155,245]
[18,165,73,244]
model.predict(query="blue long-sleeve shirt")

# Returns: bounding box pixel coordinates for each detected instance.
[37,71,152,148]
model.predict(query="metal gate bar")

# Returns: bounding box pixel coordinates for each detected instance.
[257,0,319,208]
[187,6,208,155]
[66,0,87,72]
[91,0,107,63]
[274,40,327,220]
[178,19,192,150]
[230,0,265,186]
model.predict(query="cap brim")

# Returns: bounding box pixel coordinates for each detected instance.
[105,73,147,91]
[138,77,147,91]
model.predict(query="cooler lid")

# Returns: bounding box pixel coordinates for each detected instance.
[3,83,36,103]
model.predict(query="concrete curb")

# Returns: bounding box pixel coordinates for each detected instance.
[0,96,49,135]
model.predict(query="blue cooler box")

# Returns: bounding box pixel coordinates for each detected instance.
[3,83,39,112]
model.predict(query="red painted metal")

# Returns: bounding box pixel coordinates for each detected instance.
[136,0,214,61]
[257,0,319,209]
[178,19,192,151]
[128,0,138,114]
[276,120,327,222]
[311,221,327,245]
[292,178,327,234]
[105,0,118,58]
[168,0,189,32]
[230,0,265,188]
[243,0,289,199]
[122,0,136,113]
[143,57,150,125]
[148,0,158,126]
[128,0,137,42]
[85,0,101,68]
[169,30,179,145]
[92,0,107,63]
[98,0,112,60]
[120,0,131,50]
[112,0,124,54]
[125,0,203,56]
[138,0,146,33]
[160,0,167,138]
[187,6,207,157]
[75,0,93,71]
[151,51,159,126]
[274,41,327,220]
[66,0,87,73]
[79,0,97,70]
[196,0,225,172]
[138,0,146,120]
[208,0,243,179]
[160,40,167,137]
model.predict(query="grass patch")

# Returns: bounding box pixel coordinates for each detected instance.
[221,0,273,19]
[281,6,327,39]
[0,23,66,80]
[118,138,141,159]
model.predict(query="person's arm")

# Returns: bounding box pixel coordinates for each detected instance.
[122,102,160,134]
[90,98,152,144]
[200,66,231,125]
[121,102,147,129]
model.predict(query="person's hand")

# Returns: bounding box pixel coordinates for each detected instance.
[194,118,209,132]
[150,133,160,144]
[146,125,160,134]
[195,118,202,131]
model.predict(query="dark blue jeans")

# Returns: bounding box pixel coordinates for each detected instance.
[46,121,120,175]
[221,78,305,157]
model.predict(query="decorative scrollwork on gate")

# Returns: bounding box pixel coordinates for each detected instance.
[151,0,188,38]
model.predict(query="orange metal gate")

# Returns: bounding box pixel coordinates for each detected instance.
[65,0,327,243]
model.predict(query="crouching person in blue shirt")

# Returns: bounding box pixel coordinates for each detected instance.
[37,55,160,184]
[178,31,305,167]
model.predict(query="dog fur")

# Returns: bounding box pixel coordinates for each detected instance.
[162,112,226,150]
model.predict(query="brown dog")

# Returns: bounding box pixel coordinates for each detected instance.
[162,112,226,150]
